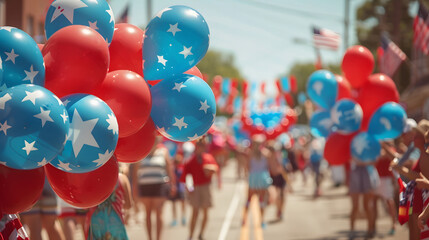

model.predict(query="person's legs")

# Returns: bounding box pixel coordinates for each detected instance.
[170,200,177,226]
[242,189,255,226]
[363,192,375,236]
[41,214,65,240]
[386,199,396,233]
[153,197,166,240]
[189,207,199,239]
[21,214,43,240]
[257,189,268,227]
[180,199,187,225]
[350,193,359,232]
[199,208,209,239]
[59,217,74,240]
[142,198,153,240]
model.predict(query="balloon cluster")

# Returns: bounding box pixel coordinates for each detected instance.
[0,1,215,214]
[306,45,406,165]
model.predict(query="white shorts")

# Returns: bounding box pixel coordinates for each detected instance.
[376,177,394,200]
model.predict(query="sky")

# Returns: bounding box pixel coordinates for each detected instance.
[110,0,367,83]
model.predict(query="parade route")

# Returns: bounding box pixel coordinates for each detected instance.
[123,160,408,240]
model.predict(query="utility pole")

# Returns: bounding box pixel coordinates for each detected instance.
[147,0,152,25]
[344,0,350,52]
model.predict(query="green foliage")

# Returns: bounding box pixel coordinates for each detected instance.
[356,0,416,92]
[197,50,243,85]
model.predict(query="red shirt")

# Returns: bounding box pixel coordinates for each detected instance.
[179,153,218,186]
[375,156,393,177]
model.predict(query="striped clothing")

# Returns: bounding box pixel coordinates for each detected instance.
[0,214,29,240]
[137,146,169,185]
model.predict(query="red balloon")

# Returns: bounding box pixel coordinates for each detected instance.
[109,24,144,76]
[115,118,157,163]
[357,73,399,128]
[46,156,119,208]
[91,70,152,138]
[147,66,203,86]
[0,165,45,214]
[37,44,44,52]
[42,25,109,98]
[335,75,352,100]
[324,133,355,166]
[341,45,374,88]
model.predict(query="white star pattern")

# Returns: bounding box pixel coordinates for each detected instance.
[352,135,369,155]
[106,113,118,135]
[34,107,54,127]
[157,127,172,138]
[60,110,68,124]
[0,55,2,70]
[0,94,11,110]
[23,65,39,83]
[186,9,199,18]
[37,158,47,167]
[157,55,167,66]
[173,117,188,130]
[0,27,14,32]
[88,21,99,30]
[50,0,88,24]
[331,109,342,125]
[57,160,72,171]
[93,149,113,167]
[199,99,210,114]
[63,99,71,106]
[70,109,99,157]
[156,7,172,19]
[87,0,98,3]
[0,121,12,135]
[106,5,114,23]
[5,49,19,64]
[167,23,181,36]
[22,90,43,105]
[380,117,392,131]
[172,82,187,92]
[313,81,323,95]
[0,161,6,165]
[188,133,200,141]
[22,140,38,155]
[179,46,193,59]
[319,118,334,129]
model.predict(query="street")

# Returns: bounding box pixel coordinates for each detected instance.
[125,160,408,240]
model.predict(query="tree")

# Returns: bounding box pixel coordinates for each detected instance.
[356,0,415,92]
[197,50,243,85]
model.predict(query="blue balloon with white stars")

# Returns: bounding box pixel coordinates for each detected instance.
[310,110,333,138]
[45,0,115,45]
[351,132,381,162]
[0,84,69,170]
[150,74,216,142]
[368,102,406,141]
[143,5,210,80]
[0,27,45,90]
[306,70,338,109]
[330,99,363,134]
[49,94,118,173]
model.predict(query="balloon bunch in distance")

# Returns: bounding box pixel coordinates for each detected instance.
[306,46,405,166]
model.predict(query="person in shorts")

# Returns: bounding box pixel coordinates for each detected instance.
[180,135,218,240]
[20,178,65,240]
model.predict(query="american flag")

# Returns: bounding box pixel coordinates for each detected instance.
[313,27,341,50]
[413,3,429,54]
[0,214,29,240]
[378,34,406,77]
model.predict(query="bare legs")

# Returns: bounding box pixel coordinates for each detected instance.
[141,197,166,240]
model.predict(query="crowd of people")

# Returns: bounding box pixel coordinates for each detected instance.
[6,117,429,240]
